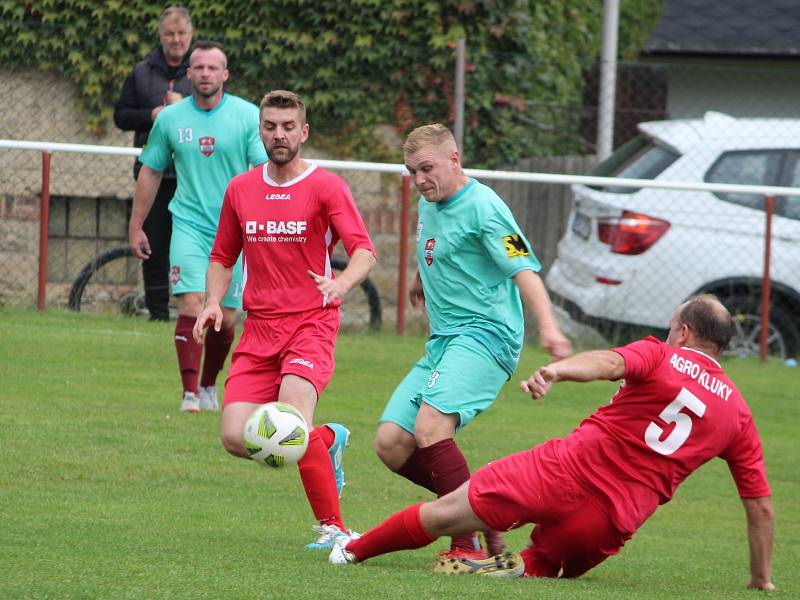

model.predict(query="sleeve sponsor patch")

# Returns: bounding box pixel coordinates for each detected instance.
[502,234,530,258]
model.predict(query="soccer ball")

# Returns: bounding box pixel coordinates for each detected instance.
[243,402,309,468]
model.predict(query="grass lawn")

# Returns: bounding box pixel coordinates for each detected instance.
[0,308,796,599]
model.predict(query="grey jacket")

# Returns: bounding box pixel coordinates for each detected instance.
[113,47,192,178]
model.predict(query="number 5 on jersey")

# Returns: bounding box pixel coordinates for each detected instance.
[645,388,706,455]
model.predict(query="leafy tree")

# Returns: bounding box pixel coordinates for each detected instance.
[1,0,662,167]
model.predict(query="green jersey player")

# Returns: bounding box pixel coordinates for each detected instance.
[128,41,267,414]
[375,124,572,565]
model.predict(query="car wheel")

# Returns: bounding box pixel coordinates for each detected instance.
[721,295,798,360]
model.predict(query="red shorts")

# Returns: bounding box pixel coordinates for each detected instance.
[468,438,630,578]
[223,308,339,407]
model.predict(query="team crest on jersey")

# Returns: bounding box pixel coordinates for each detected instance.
[424,238,435,265]
[170,266,181,285]
[198,136,215,157]
[502,233,530,258]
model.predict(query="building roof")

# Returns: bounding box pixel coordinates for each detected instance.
[644,0,800,57]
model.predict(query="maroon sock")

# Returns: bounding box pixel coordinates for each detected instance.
[297,428,344,529]
[397,447,436,493]
[347,503,435,562]
[174,314,202,394]
[420,438,475,552]
[200,322,235,387]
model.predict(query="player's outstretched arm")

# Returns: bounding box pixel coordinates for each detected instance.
[308,248,376,302]
[513,270,572,360]
[128,165,164,259]
[742,496,775,591]
[193,261,233,343]
[521,350,626,399]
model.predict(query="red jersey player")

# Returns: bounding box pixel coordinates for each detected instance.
[328,294,775,592]
[194,90,376,549]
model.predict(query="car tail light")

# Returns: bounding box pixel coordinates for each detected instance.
[597,211,670,255]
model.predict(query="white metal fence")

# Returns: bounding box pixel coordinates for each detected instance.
[1,138,798,360]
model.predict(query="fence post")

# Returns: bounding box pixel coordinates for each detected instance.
[397,175,411,334]
[759,195,775,362]
[37,151,52,311]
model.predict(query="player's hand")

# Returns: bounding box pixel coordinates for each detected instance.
[307,270,346,302]
[410,277,425,308]
[193,304,223,343]
[129,227,151,260]
[540,328,572,360]
[521,366,557,399]
[164,91,183,105]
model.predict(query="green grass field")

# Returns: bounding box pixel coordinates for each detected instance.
[1,308,797,599]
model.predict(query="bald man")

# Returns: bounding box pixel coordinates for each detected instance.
[332,294,774,592]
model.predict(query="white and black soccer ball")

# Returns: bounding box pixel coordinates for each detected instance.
[243,402,309,468]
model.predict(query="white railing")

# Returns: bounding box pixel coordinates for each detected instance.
[2,138,798,360]
[4,139,800,196]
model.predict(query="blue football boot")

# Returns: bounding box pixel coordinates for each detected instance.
[326,423,350,498]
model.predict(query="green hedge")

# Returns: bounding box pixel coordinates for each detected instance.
[1,0,662,167]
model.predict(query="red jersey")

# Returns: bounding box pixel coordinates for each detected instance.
[211,163,375,318]
[558,337,770,534]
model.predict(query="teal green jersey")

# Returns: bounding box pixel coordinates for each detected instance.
[140,94,267,236]
[415,179,540,376]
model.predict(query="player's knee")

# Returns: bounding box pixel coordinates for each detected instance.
[374,433,403,471]
[413,407,458,447]
[412,421,450,448]
[177,292,204,317]
[421,498,466,537]
[220,428,247,458]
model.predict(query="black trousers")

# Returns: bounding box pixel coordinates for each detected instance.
[141,178,175,321]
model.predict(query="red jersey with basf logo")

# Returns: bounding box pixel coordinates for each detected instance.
[558,337,770,534]
[211,163,375,318]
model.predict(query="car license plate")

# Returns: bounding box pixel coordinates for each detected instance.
[571,212,591,240]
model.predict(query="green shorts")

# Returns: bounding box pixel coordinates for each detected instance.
[169,222,243,309]
[380,334,510,434]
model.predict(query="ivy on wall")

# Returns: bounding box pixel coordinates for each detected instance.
[1,0,662,167]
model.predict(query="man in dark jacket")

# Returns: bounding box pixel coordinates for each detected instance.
[114,6,193,321]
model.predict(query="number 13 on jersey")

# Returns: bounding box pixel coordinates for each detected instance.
[645,388,706,455]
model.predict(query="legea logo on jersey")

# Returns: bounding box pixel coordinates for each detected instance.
[264,193,291,201]
[288,357,314,369]
[199,136,215,157]
[424,238,435,265]
[416,221,423,241]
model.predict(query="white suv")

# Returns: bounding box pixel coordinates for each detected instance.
[547,112,800,358]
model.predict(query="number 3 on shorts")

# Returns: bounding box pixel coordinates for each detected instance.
[427,370,440,389]
[645,387,706,455]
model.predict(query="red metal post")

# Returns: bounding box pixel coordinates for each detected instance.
[37,151,52,311]
[396,175,411,334]
[759,195,774,362]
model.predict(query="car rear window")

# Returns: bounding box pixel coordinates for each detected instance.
[590,136,680,194]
